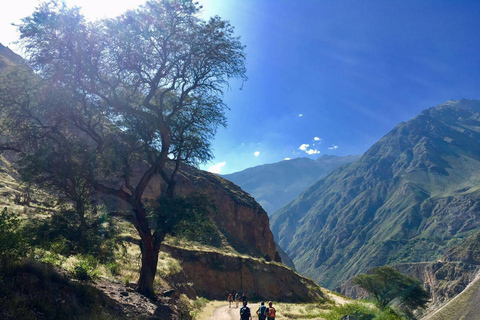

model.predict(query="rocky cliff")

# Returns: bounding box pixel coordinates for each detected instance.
[161,244,324,302]
[138,163,278,261]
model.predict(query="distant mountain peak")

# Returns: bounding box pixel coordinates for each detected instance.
[223,154,360,215]
[271,99,480,289]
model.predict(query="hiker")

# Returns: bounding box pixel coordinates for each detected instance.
[240,301,252,320]
[228,293,233,308]
[235,293,240,308]
[265,301,276,320]
[242,292,247,304]
[256,301,267,320]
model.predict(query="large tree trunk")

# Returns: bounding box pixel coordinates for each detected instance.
[137,229,166,297]
[137,236,160,297]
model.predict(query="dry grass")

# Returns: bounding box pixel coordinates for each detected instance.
[194,300,225,320]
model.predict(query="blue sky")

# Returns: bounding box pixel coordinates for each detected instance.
[196,0,480,174]
[2,1,480,174]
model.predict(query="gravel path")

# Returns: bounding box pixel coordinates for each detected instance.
[210,305,241,320]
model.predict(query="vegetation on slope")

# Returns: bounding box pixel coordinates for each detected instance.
[272,100,480,289]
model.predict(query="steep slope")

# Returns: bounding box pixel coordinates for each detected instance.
[223,154,360,215]
[421,272,480,320]
[272,99,480,289]
[0,43,24,71]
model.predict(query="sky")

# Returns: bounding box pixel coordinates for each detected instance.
[2,1,480,174]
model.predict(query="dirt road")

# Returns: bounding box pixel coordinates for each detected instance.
[209,305,241,320]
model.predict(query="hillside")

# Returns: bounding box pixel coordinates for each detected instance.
[223,154,360,215]
[271,99,480,289]
[0,43,24,70]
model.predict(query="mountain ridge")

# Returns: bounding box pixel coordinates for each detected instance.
[271,99,480,289]
[223,154,361,215]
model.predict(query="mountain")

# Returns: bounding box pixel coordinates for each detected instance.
[223,154,360,214]
[0,43,24,71]
[271,99,480,289]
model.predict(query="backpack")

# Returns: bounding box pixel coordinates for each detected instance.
[258,305,267,319]
[240,306,251,320]
[267,307,276,318]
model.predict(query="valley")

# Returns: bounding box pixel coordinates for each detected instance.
[1,1,480,319]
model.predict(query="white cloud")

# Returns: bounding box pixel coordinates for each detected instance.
[298,114,303,117]
[208,161,226,174]
[314,137,322,141]
[254,151,260,157]
[284,157,291,161]
[299,144,309,151]
[328,145,339,150]
[299,143,320,155]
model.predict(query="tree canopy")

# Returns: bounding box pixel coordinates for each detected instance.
[353,266,430,318]
[0,0,246,296]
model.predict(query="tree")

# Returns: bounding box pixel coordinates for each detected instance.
[353,266,430,318]
[0,0,246,296]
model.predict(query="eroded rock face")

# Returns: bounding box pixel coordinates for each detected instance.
[161,244,324,303]
[142,164,278,261]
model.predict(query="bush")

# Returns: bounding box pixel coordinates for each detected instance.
[73,255,99,281]
[106,262,120,276]
[324,302,402,320]
[190,297,209,319]
[23,208,121,263]
[0,207,27,263]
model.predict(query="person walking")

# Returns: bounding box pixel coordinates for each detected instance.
[242,293,247,304]
[256,301,267,320]
[265,301,276,320]
[228,293,233,308]
[240,301,253,320]
[235,293,240,308]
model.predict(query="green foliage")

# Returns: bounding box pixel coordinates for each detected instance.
[0,207,27,263]
[148,193,222,247]
[324,302,401,320]
[106,262,120,276]
[24,208,121,263]
[190,297,209,319]
[353,266,429,316]
[36,249,67,266]
[2,0,246,295]
[73,255,99,281]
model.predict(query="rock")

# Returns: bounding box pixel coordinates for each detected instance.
[163,289,180,300]
[120,291,129,297]
[161,244,324,302]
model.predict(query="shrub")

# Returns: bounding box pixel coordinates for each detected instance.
[0,207,27,263]
[106,262,120,276]
[190,297,209,319]
[73,255,99,281]
[324,302,402,320]
[23,208,121,263]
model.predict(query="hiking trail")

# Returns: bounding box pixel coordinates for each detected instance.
[209,305,240,320]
